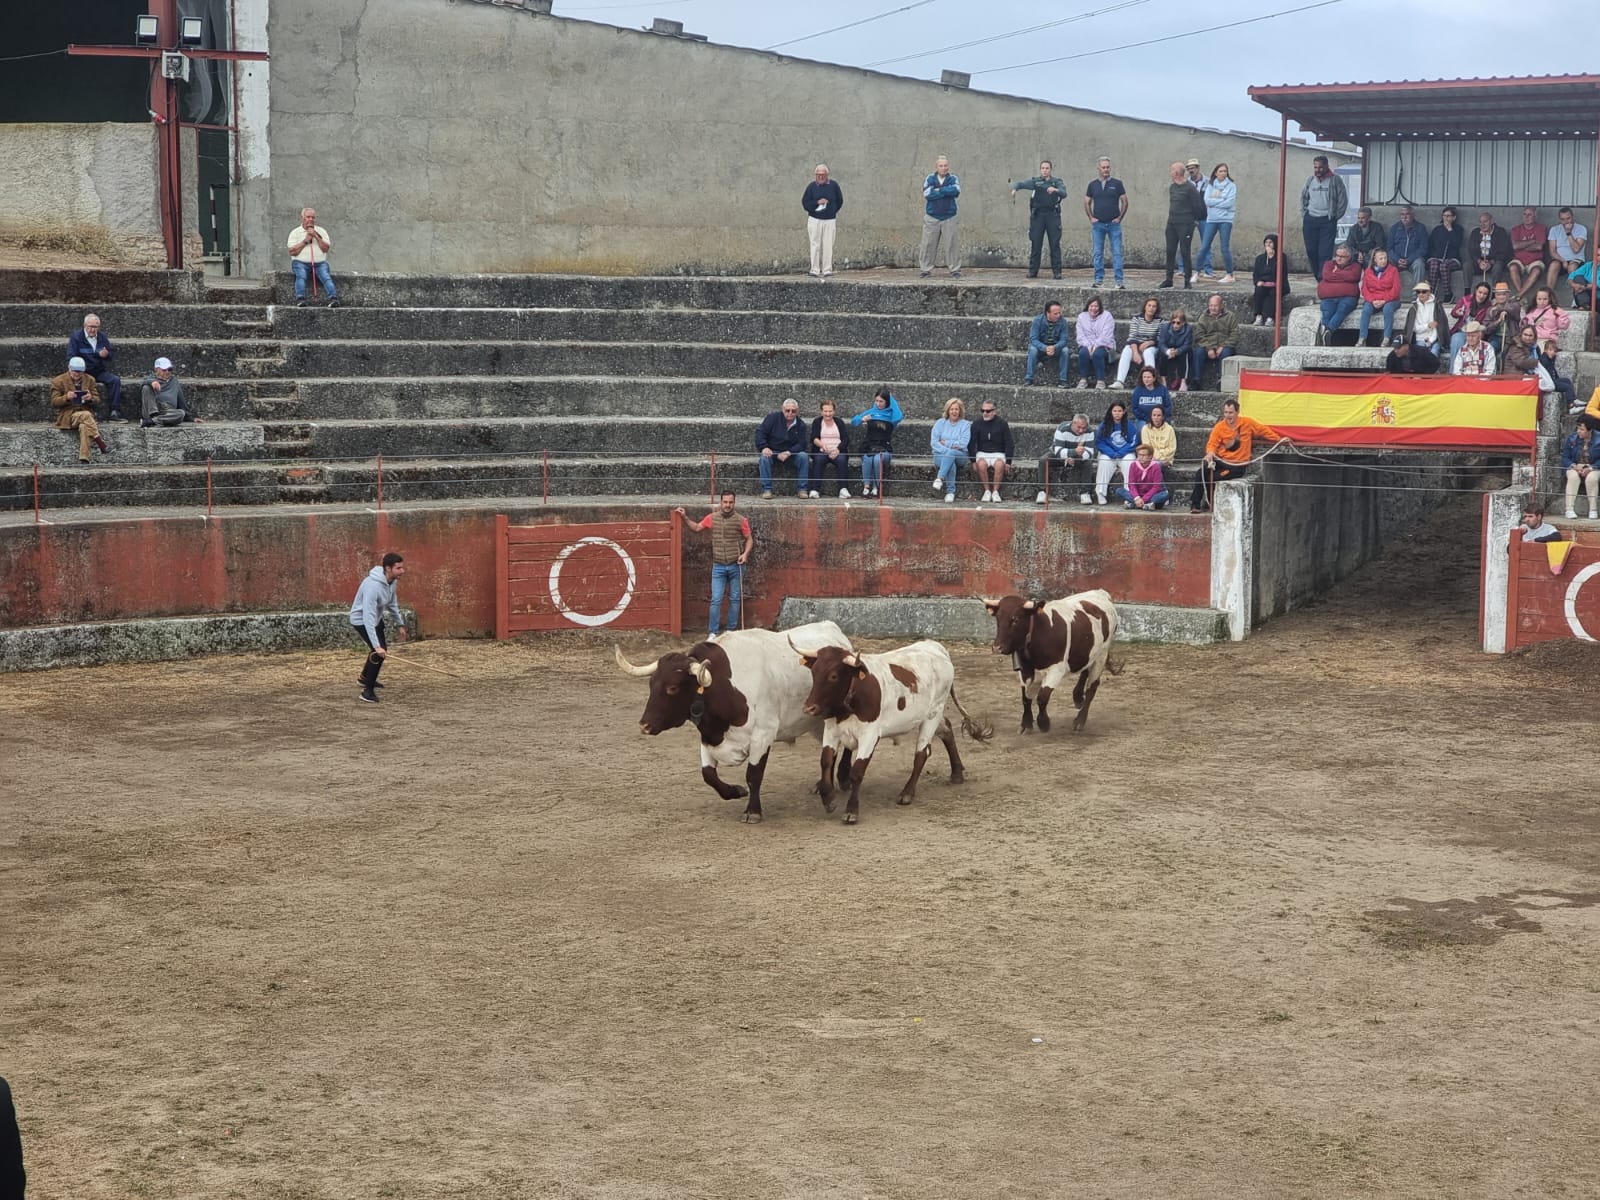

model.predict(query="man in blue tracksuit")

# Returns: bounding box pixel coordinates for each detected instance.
[1011,160,1066,279]
[350,552,407,703]
[919,155,961,278]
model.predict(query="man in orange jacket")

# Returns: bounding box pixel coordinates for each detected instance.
[1190,398,1288,512]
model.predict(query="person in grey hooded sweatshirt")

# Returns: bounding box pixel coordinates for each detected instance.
[349,552,407,702]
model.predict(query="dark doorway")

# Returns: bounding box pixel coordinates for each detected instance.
[0,0,148,123]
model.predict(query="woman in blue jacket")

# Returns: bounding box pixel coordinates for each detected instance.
[1092,399,1142,505]
[1196,163,1238,282]
[851,385,902,497]
[1156,310,1193,391]
[928,397,972,501]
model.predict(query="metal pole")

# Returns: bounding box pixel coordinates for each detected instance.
[1043,459,1050,510]
[541,449,548,505]
[376,453,383,511]
[1590,114,1599,353]
[709,450,717,498]
[1274,113,1288,352]
[206,455,213,515]
[33,463,40,523]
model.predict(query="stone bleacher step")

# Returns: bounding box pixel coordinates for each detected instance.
[223,318,274,337]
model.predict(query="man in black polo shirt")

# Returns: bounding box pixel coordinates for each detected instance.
[1011,159,1067,279]
[1084,156,1128,288]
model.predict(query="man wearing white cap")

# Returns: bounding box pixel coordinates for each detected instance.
[139,357,202,427]
[50,357,112,463]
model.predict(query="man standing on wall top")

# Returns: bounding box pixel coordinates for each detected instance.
[919,155,961,279]
[350,552,406,704]
[676,492,753,638]
[1300,155,1347,283]
[1084,156,1128,288]
[288,207,338,307]
[801,164,844,279]
[1011,159,1066,280]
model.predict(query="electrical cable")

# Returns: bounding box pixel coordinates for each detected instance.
[764,0,941,53]
[865,1,1153,70]
[0,49,69,63]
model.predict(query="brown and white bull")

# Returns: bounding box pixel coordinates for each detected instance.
[615,621,854,822]
[983,589,1119,734]
[794,638,993,825]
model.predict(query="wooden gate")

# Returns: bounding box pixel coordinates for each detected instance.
[1504,532,1600,650]
[495,516,681,638]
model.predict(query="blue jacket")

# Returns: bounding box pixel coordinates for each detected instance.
[851,396,903,456]
[1130,384,1172,424]
[67,328,115,372]
[1387,220,1429,266]
[1095,415,1143,459]
[1157,321,1193,356]
[1203,177,1237,223]
[923,172,960,220]
[1561,431,1600,471]
[1028,312,1070,352]
[755,411,808,456]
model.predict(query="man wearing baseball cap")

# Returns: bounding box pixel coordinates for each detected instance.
[139,356,202,427]
[50,356,112,462]
[1385,334,1437,375]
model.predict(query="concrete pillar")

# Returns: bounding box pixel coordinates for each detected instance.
[1210,479,1255,641]
[1481,485,1532,653]
[233,0,272,278]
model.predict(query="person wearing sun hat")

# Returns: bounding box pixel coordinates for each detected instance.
[1398,279,1444,371]
[138,355,202,427]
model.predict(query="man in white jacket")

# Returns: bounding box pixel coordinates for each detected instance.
[350,552,407,702]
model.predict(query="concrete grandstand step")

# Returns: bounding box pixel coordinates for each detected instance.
[0,339,286,380]
[0,422,267,468]
[0,304,271,338]
[0,461,279,511]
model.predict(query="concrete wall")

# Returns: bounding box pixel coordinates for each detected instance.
[1,123,205,268]
[253,0,1346,277]
[0,501,1213,642]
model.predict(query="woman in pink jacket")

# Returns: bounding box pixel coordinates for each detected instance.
[1523,287,1572,344]
[1357,249,1402,345]
[1074,295,1117,389]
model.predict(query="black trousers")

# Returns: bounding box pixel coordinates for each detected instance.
[1190,460,1249,510]
[354,621,387,687]
[812,453,850,486]
[1164,221,1196,284]
[1028,209,1063,275]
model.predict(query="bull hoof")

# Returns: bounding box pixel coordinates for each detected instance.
[820,795,838,813]
[896,794,914,806]
[728,786,750,800]
[1072,716,1087,733]
[741,810,764,824]
[949,771,965,785]
[1036,714,1051,733]
[842,812,859,825]
[1019,724,1034,735]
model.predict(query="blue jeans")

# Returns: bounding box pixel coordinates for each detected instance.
[1358,300,1399,342]
[1027,343,1069,383]
[860,451,892,491]
[1303,214,1337,281]
[757,451,809,493]
[1077,346,1109,383]
[933,449,968,495]
[1319,297,1357,333]
[1197,221,1233,274]
[1091,221,1124,283]
[1116,486,1170,509]
[709,562,741,635]
[292,259,337,299]
[1190,346,1232,386]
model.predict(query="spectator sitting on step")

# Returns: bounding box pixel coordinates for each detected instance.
[1026,300,1071,386]
[1561,424,1600,519]
[1448,283,1493,363]
[1357,249,1402,346]
[287,207,339,307]
[754,398,811,499]
[1522,286,1571,345]
[1092,399,1141,506]
[1130,365,1172,425]
[1568,249,1599,312]
[1484,281,1521,355]
[1508,206,1548,301]
[139,357,204,427]
[1035,412,1096,505]
[966,399,1014,503]
[1117,443,1169,510]
[1139,403,1177,469]
[1191,293,1237,388]
[1342,206,1387,266]
[1401,280,1444,368]
[1451,321,1496,377]
[1315,246,1362,345]
[1539,339,1578,414]
[1156,309,1192,392]
[50,357,113,463]
[1545,207,1588,295]
[1189,398,1285,513]
[929,397,972,501]
[1518,504,1561,543]
[1426,207,1465,303]
[1501,324,1540,379]
[850,386,901,498]
[1466,210,1513,291]
[1385,335,1439,375]
[66,313,125,421]
[1387,205,1429,290]
[1074,295,1116,389]
[1577,386,1600,432]
[809,399,850,498]
[1249,233,1289,326]
[1114,295,1162,385]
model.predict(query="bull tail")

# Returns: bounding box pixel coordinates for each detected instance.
[948,686,995,743]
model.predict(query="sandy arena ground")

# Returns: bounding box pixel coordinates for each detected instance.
[4,496,1598,1200]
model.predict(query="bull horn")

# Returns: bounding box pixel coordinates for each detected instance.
[690,661,714,689]
[980,596,1001,610]
[614,646,658,677]
[787,633,802,655]
[842,653,859,669]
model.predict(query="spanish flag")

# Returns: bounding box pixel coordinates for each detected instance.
[1237,370,1538,450]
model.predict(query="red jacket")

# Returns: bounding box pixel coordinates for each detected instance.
[1317,260,1362,300]
[1361,264,1401,304]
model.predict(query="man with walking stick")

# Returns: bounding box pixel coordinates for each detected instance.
[288,207,338,307]
[350,552,407,703]
[676,492,752,639]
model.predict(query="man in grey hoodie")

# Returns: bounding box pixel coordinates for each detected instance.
[350,552,407,702]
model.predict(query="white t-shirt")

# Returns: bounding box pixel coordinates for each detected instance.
[1522,521,1560,542]
[1549,223,1588,264]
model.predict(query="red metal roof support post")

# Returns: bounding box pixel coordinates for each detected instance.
[1274,113,1288,353]
[33,463,40,524]
[1591,113,1599,353]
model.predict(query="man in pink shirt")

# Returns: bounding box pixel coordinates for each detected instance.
[1508,206,1548,302]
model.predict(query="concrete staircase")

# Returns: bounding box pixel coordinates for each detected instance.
[0,275,1309,513]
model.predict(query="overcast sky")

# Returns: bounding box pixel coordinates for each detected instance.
[558,0,1592,140]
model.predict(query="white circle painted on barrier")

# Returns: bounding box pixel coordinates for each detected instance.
[548,537,637,628]
[1563,561,1600,642]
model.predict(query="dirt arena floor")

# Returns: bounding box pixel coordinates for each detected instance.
[4,495,1599,1200]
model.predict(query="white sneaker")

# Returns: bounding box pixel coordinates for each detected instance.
[944,492,955,503]
[1265,317,1274,327]
[808,490,820,499]
[1076,379,1090,389]
[1253,315,1264,326]
[839,488,851,499]
[1189,273,1199,285]
[991,491,1004,503]
[1096,380,1107,389]
[1567,509,1579,519]
[1096,494,1108,505]
[1035,490,1048,504]
[982,489,994,502]
[932,478,945,492]
[1112,378,1127,387]
[1221,274,1236,284]
[1079,492,1092,504]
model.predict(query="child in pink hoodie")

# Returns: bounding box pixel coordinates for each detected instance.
[1117,443,1169,509]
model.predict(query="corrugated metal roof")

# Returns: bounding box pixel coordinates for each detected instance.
[1249,76,1600,141]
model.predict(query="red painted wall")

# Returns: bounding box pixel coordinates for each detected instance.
[1505,531,1600,649]
[0,501,1212,635]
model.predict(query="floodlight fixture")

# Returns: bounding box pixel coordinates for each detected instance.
[135,15,160,45]
[180,17,203,46]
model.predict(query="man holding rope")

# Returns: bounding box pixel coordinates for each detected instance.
[676,493,752,638]
[350,552,407,703]
[1190,398,1287,513]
